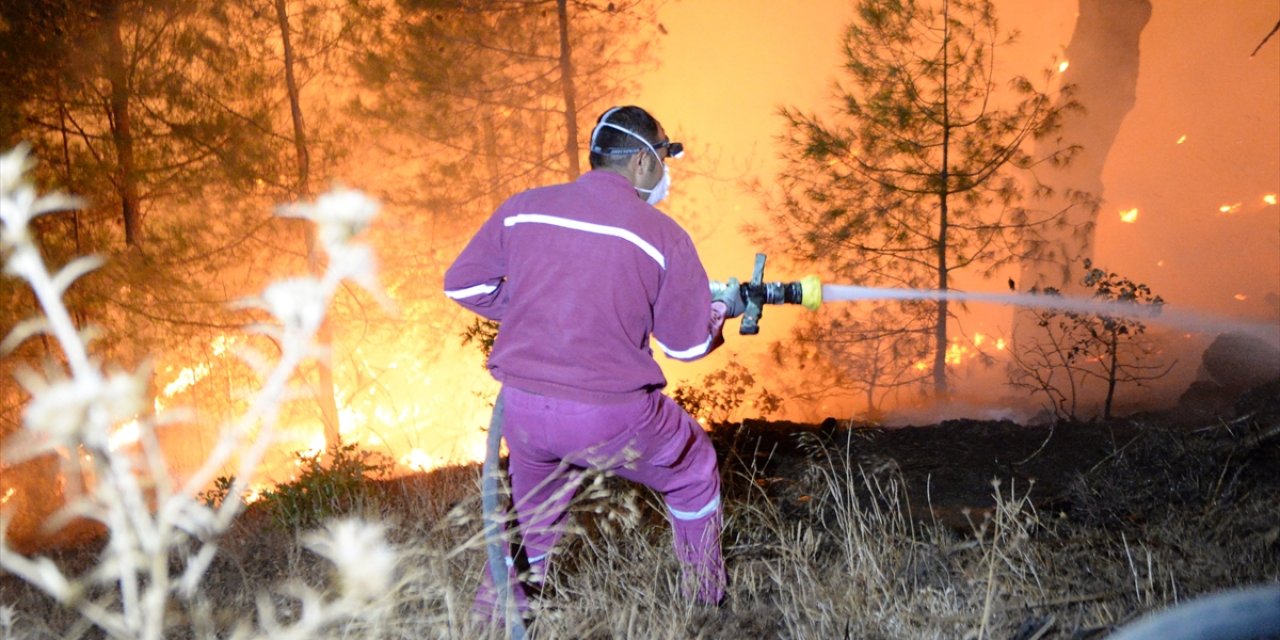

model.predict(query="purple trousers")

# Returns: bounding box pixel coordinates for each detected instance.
[475,385,725,618]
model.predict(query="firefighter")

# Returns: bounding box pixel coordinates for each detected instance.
[445,105,741,620]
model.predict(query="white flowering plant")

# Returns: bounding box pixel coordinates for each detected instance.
[0,144,400,640]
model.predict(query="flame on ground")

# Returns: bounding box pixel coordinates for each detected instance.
[1119,207,1139,223]
[912,334,1007,372]
[399,448,436,472]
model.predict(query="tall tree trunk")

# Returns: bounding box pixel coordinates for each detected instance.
[1013,0,1151,416]
[101,0,142,247]
[556,0,581,179]
[482,110,503,211]
[933,187,949,397]
[277,0,310,195]
[932,0,952,398]
[275,0,341,449]
[57,86,82,256]
[1019,0,1152,291]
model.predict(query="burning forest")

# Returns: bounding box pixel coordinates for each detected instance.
[1,0,1277,638]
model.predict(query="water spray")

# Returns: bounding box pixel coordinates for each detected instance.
[708,252,1274,341]
[821,284,1278,341]
[710,253,824,334]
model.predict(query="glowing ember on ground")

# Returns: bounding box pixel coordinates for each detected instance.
[1176,134,1187,144]
[1058,60,1069,73]
[995,338,1007,351]
[1,487,14,505]
[1234,293,1248,301]
[1218,202,1242,214]
[1119,207,1139,223]
[1265,194,1277,206]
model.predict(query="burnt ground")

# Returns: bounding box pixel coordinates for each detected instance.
[711,379,1280,535]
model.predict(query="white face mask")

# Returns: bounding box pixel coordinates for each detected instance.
[640,162,670,206]
[590,115,671,206]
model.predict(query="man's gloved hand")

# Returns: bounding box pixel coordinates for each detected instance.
[712,277,745,319]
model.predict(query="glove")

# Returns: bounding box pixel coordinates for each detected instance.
[712,277,745,319]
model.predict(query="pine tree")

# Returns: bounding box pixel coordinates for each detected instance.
[765,0,1078,402]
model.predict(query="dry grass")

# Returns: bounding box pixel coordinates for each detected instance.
[7,419,1277,640]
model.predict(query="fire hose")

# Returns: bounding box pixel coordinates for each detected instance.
[482,391,527,640]
[482,253,820,636]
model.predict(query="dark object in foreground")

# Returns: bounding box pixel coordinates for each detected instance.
[1107,584,1280,640]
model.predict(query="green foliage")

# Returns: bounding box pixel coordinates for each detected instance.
[198,474,237,509]
[461,318,499,361]
[259,441,392,530]
[671,362,782,424]
[1010,260,1171,420]
[763,0,1080,399]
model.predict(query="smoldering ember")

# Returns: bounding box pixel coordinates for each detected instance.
[1,1,1277,639]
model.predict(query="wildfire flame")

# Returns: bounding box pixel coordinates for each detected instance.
[1058,60,1069,73]
[244,484,266,504]
[1218,202,1242,214]
[1265,194,1277,206]
[1234,293,1248,301]
[1119,207,1139,223]
[1176,134,1187,144]
[399,448,436,472]
[298,433,327,461]
[912,334,1006,371]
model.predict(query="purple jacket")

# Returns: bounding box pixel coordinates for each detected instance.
[445,170,720,404]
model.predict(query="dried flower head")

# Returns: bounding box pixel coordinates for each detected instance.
[260,277,326,335]
[0,143,34,195]
[304,518,397,602]
[1,145,84,253]
[279,188,379,251]
[18,366,148,451]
